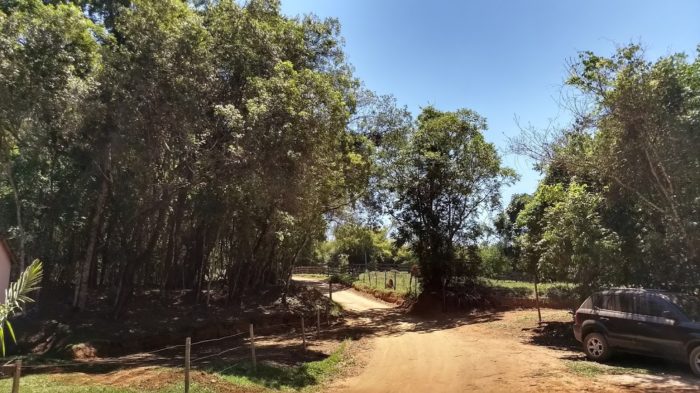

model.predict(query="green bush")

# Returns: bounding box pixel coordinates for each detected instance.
[490,285,533,298]
[329,273,354,286]
[545,284,581,307]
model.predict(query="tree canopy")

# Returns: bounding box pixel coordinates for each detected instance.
[507,44,700,293]
[386,107,516,290]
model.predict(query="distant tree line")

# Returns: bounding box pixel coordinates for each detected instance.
[490,45,700,295]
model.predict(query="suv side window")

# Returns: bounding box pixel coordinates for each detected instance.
[592,294,603,309]
[597,293,634,313]
[618,293,635,314]
[636,295,668,318]
[600,294,619,311]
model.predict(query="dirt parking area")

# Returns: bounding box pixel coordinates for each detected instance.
[314,281,700,392]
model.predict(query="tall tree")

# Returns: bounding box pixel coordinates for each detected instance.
[388,107,516,291]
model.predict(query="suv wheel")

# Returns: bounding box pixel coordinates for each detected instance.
[583,332,611,362]
[690,346,700,377]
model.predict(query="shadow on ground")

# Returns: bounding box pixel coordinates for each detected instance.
[561,352,695,378]
[525,321,579,351]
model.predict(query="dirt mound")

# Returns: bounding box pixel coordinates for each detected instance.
[71,343,98,359]
[350,285,404,304]
[55,366,256,392]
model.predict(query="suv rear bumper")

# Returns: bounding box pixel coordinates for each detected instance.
[573,324,582,342]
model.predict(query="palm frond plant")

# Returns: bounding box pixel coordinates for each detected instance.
[0,259,43,356]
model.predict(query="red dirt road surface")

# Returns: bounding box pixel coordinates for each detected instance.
[293,276,700,393]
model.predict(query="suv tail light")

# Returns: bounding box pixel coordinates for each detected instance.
[574,311,583,326]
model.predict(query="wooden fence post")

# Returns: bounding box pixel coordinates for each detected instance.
[11,359,21,393]
[184,337,191,393]
[249,323,257,372]
[328,280,332,301]
[301,317,307,352]
[394,271,397,290]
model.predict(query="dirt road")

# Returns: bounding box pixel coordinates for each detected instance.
[292,276,392,312]
[293,276,700,393]
[328,310,605,393]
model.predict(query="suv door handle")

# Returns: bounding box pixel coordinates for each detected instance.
[599,317,609,321]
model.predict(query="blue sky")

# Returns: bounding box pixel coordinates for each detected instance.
[281,0,700,206]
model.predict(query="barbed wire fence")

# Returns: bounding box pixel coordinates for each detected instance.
[0,306,340,393]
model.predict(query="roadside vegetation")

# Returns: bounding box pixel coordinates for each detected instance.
[214,343,348,391]
[354,272,417,296]
[0,344,349,393]
[482,279,575,300]
[2,0,696,319]
[0,0,698,390]
[565,361,650,378]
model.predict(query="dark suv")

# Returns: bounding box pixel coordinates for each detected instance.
[573,288,700,376]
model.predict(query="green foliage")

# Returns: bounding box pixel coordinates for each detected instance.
[492,193,531,273]
[540,183,622,289]
[515,45,700,291]
[0,259,42,355]
[544,284,582,307]
[311,220,413,271]
[329,273,354,286]
[331,222,393,266]
[0,0,388,313]
[478,244,512,278]
[214,342,348,390]
[480,278,576,301]
[386,107,517,290]
[515,182,623,291]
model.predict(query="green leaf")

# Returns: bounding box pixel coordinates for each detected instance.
[6,320,16,344]
[0,325,6,357]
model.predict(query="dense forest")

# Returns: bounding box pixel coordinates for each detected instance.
[1,0,698,318]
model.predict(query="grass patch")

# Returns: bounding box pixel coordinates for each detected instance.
[1,344,349,393]
[294,274,328,281]
[0,374,215,393]
[565,360,649,378]
[482,278,573,299]
[213,341,349,391]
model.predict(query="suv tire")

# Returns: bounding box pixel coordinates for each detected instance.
[690,346,700,377]
[583,332,612,362]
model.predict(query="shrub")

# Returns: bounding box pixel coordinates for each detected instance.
[545,284,581,307]
[490,285,533,298]
[329,273,354,286]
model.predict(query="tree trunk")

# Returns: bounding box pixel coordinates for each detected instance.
[73,156,111,310]
[5,165,25,274]
[113,208,164,318]
[534,271,542,325]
